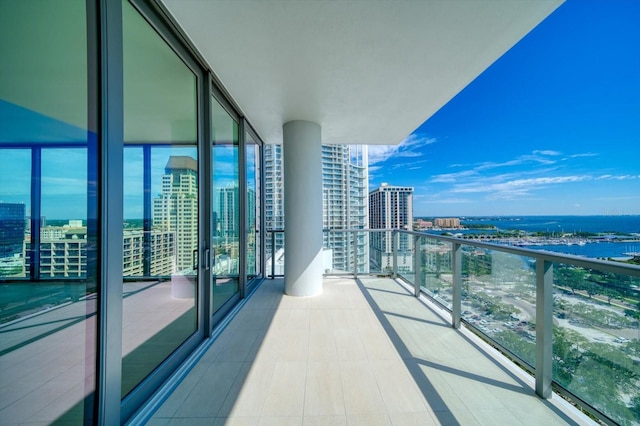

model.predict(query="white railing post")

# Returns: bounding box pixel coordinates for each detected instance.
[270,231,276,279]
[536,259,553,398]
[353,230,358,278]
[392,230,398,278]
[413,234,421,297]
[452,242,462,329]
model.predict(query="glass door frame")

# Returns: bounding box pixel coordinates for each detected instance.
[244,123,266,289]
[118,0,208,421]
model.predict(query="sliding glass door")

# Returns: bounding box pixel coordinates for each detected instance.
[211,97,240,313]
[121,0,200,399]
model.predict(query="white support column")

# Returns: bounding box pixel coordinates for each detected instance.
[283,120,323,296]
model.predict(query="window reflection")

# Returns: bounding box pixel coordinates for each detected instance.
[0,0,96,423]
[0,150,30,279]
[212,98,240,312]
[121,0,198,398]
[245,131,261,279]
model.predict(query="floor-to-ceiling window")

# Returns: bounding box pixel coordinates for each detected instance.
[211,97,240,313]
[121,0,199,398]
[1,0,264,421]
[0,1,98,423]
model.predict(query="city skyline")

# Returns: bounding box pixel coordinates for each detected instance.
[369,0,640,217]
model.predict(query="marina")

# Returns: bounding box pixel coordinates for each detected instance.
[421,215,640,260]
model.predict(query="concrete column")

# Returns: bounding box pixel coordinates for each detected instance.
[283,120,323,297]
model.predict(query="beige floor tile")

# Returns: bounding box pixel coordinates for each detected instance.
[258,416,303,426]
[302,415,348,426]
[370,360,427,414]
[146,418,171,426]
[173,362,243,418]
[308,310,334,333]
[360,330,399,361]
[212,417,259,426]
[469,408,524,426]
[275,329,310,361]
[216,328,263,362]
[303,361,345,416]
[334,330,367,361]
[345,413,391,426]
[339,361,386,416]
[388,411,438,426]
[261,361,307,417]
[168,418,216,426]
[308,331,338,361]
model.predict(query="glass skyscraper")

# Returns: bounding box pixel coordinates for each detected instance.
[264,144,369,273]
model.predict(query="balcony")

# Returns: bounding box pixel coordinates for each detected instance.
[146,275,592,425]
[237,229,640,425]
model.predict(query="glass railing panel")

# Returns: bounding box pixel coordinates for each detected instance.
[420,236,453,308]
[552,263,640,424]
[355,230,370,274]
[461,248,537,368]
[266,230,284,277]
[398,233,416,285]
[367,230,385,275]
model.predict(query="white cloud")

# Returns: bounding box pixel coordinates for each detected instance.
[450,175,591,200]
[368,133,436,165]
[429,197,474,204]
[533,150,562,156]
[569,152,599,158]
[430,169,478,183]
[595,174,637,181]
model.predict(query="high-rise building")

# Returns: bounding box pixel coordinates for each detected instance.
[216,186,239,238]
[434,217,461,228]
[369,183,414,272]
[322,144,369,272]
[264,144,284,257]
[0,202,26,259]
[29,222,176,278]
[122,229,175,277]
[153,156,198,272]
[264,144,369,273]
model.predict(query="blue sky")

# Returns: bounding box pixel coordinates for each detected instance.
[368,0,640,217]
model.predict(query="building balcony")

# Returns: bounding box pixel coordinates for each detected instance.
[146,276,592,425]
[259,229,640,425]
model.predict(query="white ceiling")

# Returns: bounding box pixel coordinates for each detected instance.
[162,0,563,146]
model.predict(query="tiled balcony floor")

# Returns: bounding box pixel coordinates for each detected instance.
[148,277,594,426]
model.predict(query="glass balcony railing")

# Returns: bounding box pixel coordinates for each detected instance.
[266,229,285,278]
[277,227,640,426]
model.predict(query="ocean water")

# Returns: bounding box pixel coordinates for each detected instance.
[518,241,640,259]
[461,215,640,234]
[424,215,640,259]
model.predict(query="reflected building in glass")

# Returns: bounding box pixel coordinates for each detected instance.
[0,202,26,277]
[0,203,26,259]
[153,156,198,272]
